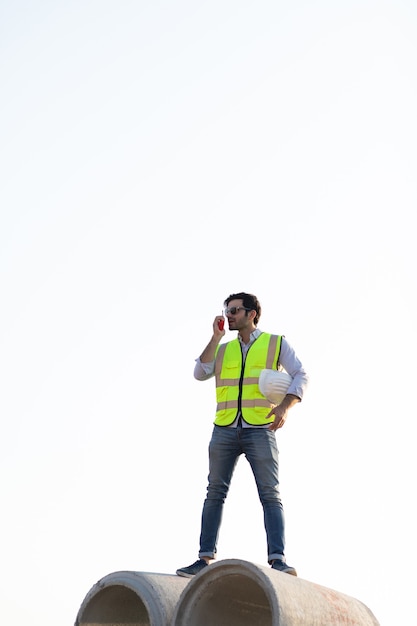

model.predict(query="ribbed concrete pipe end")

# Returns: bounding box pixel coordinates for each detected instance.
[171,559,380,626]
[75,570,189,626]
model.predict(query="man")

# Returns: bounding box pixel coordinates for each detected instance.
[176,292,308,578]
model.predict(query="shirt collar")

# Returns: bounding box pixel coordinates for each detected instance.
[237,328,262,347]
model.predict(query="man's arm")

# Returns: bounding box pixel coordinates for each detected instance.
[278,337,309,401]
[266,394,300,431]
[266,336,308,430]
[194,315,225,380]
[199,315,225,361]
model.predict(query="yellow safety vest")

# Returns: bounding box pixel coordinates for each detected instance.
[214,333,282,426]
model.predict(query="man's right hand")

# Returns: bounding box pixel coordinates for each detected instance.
[199,317,225,363]
[214,316,226,338]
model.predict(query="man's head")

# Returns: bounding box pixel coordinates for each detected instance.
[223,292,262,329]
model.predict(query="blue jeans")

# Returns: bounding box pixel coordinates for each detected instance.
[198,424,286,564]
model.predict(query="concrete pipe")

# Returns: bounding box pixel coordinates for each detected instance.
[75,570,189,626]
[171,559,380,626]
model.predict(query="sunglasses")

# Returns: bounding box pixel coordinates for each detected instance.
[224,306,251,315]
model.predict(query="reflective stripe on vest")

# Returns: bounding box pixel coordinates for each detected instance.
[214,333,282,426]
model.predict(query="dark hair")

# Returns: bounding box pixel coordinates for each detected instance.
[224,292,262,326]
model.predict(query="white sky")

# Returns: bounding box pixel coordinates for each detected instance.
[1,2,416,625]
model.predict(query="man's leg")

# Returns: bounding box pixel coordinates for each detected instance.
[243,428,286,562]
[176,425,242,577]
[199,425,241,560]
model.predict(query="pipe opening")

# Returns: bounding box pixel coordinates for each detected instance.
[78,584,150,626]
[174,572,273,626]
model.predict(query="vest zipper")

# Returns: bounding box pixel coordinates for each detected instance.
[238,342,253,420]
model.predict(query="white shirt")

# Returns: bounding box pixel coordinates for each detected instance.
[194,328,309,428]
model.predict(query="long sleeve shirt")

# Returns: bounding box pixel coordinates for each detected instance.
[194,328,308,428]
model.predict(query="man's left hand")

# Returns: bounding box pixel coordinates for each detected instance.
[265,394,300,431]
[266,405,288,431]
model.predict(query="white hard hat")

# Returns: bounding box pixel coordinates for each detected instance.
[259,369,293,405]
